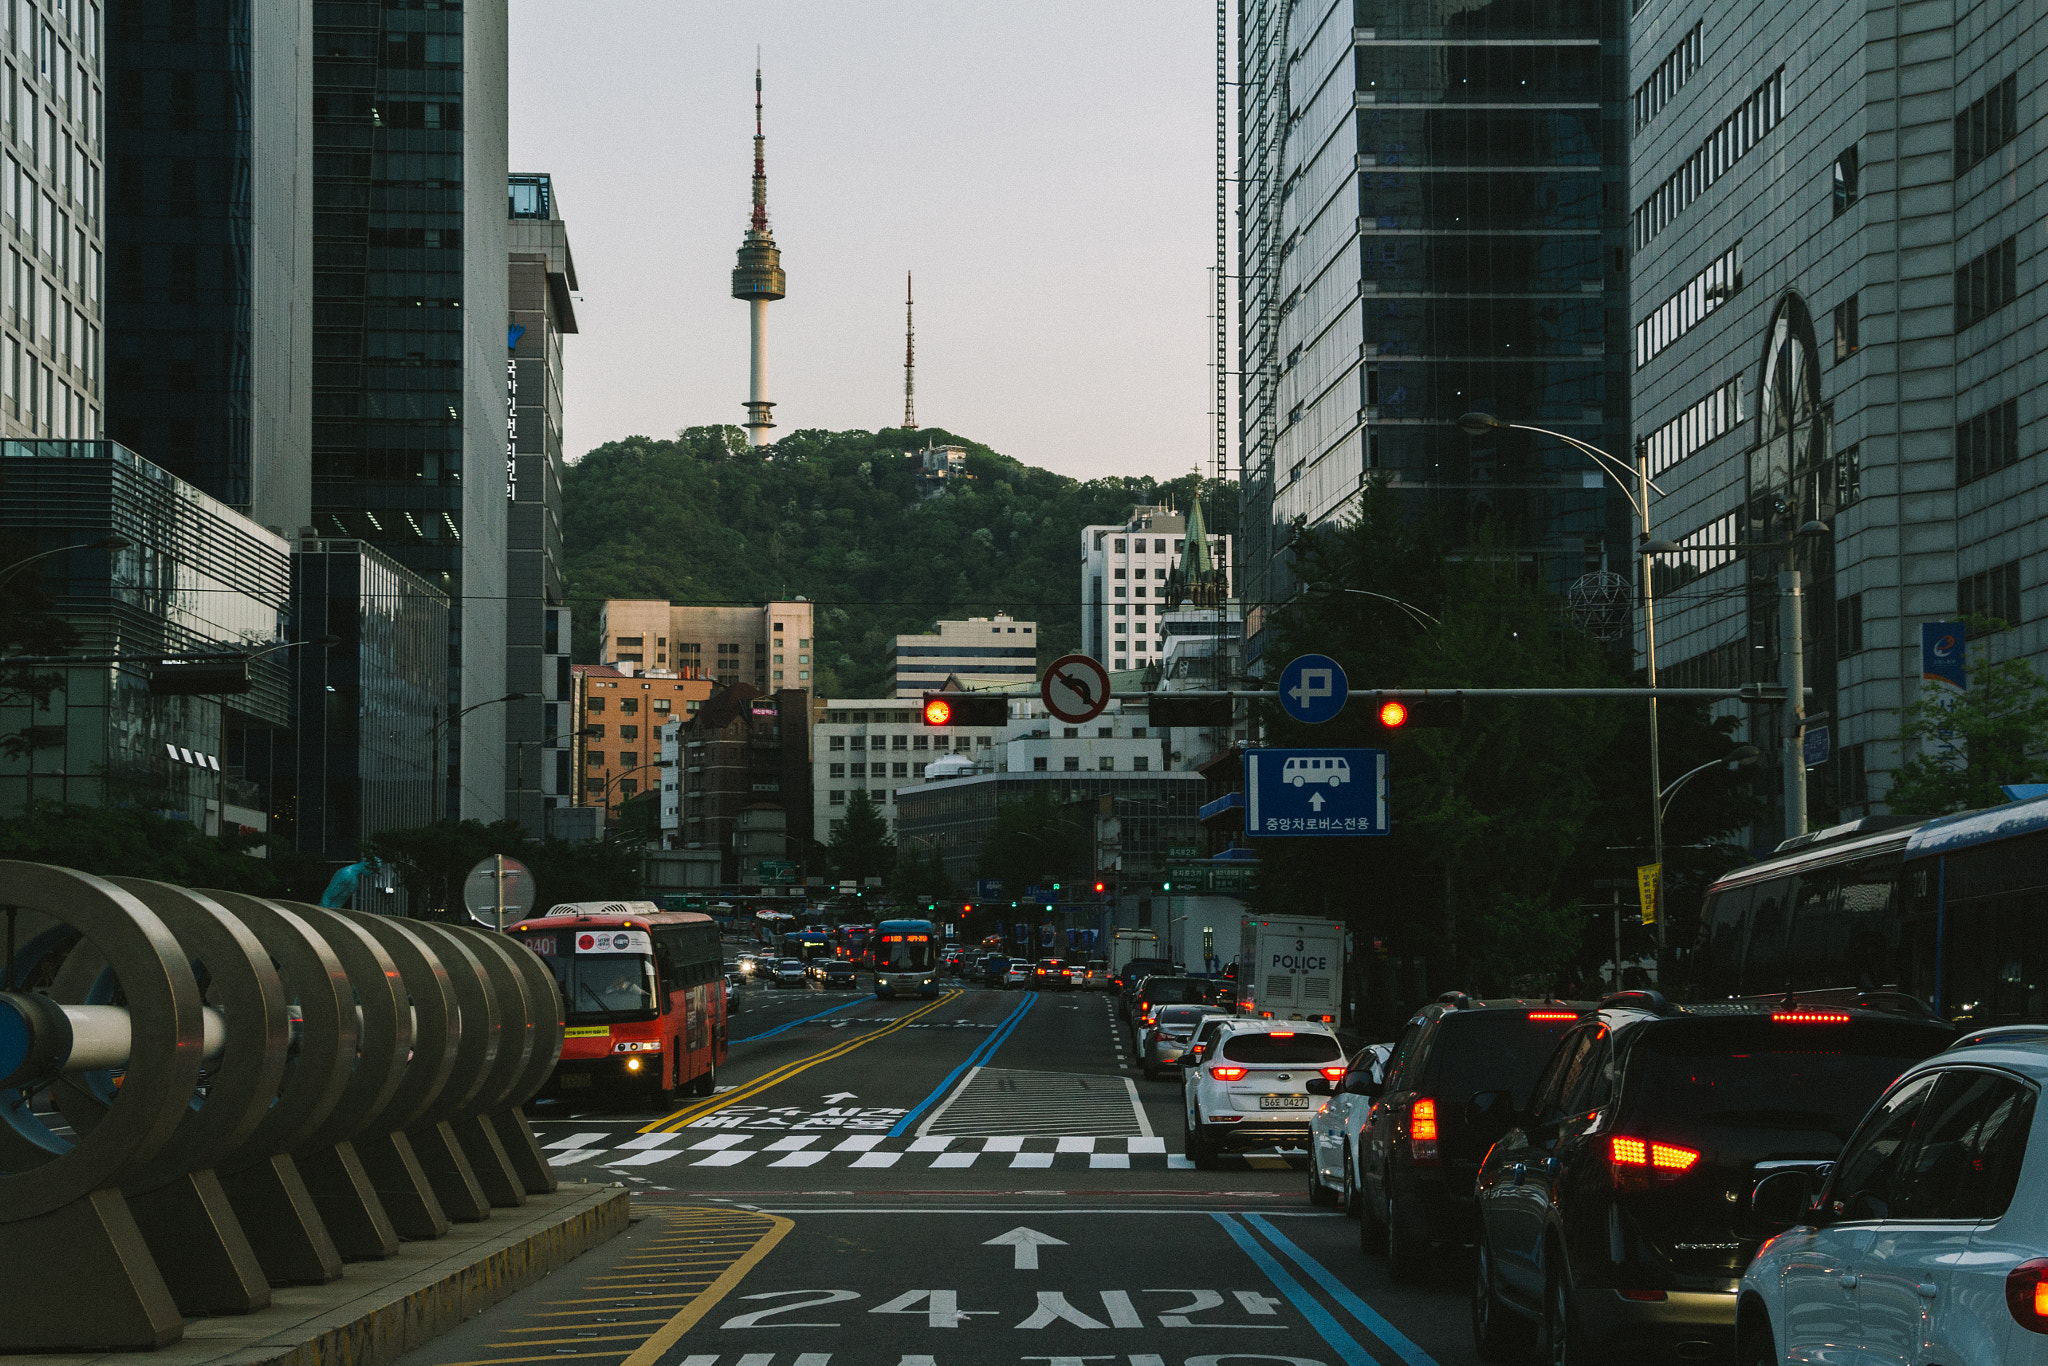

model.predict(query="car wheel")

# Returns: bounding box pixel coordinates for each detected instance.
[1738,1315,1778,1366]
[688,1062,716,1098]
[1185,1118,1219,1171]
[1383,1183,1424,1279]
[1542,1259,1596,1366]
[1472,1238,1531,1361]
[1308,1152,1339,1207]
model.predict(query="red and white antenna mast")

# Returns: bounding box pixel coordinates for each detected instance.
[903,272,918,431]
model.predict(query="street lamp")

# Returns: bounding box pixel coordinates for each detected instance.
[1461,411,1673,967]
[1642,520,1832,841]
[428,692,532,823]
[211,634,340,838]
[0,534,130,593]
[1302,581,1443,632]
[1658,743,1763,825]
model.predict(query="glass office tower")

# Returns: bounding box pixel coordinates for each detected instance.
[310,3,508,820]
[1238,0,1633,665]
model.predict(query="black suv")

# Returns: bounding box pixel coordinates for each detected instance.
[1469,992,1953,1363]
[1115,958,1182,1017]
[1128,977,1218,1043]
[1359,995,1591,1276]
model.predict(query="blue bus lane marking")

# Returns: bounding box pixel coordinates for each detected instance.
[1244,1213,1441,1366]
[729,995,874,1043]
[1210,1212,1380,1366]
[887,992,1035,1137]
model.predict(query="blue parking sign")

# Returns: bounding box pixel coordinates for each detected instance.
[1244,748,1388,837]
[1278,654,1349,724]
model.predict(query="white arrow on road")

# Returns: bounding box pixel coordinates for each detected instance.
[1309,791,1326,811]
[822,1091,858,1103]
[983,1226,1067,1270]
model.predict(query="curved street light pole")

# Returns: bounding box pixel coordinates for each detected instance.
[429,691,532,824]
[1461,412,1669,969]
[0,534,131,593]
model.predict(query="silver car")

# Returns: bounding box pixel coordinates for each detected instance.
[1141,1005,1225,1078]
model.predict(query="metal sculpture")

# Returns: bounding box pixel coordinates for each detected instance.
[0,863,565,1352]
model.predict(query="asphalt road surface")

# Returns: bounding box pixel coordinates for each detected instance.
[399,973,1483,1366]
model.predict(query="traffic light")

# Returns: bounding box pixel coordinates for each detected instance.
[1375,696,1464,730]
[1149,695,1232,728]
[960,904,972,918]
[1091,881,1107,896]
[149,660,251,696]
[922,692,1008,727]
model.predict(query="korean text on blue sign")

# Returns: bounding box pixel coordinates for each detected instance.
[1243,748,1389,837]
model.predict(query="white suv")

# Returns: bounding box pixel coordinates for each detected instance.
[1739,1024,2048,1366]
[1181,1019,1346,1170]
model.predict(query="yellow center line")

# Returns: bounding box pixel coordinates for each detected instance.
[639,990,963,1132]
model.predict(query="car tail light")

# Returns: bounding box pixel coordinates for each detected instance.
[1408,1097,1440,1165]
[1772,1010,1851,1024]
[2008,1259,2048,1334]
[1320,1065,1346,1081]
[1210,1066,1248,1081]
[1609,1135,1700,1189]
[1527,1010,1578,1021]
[1270,1030,1295,1037]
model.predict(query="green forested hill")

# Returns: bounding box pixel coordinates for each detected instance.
[561,425,1236,698]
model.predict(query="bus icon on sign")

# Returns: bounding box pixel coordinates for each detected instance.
[1283,756,1351,788]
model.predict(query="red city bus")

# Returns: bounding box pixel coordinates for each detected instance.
[507,902,726,1104]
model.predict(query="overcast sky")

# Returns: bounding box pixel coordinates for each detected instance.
[507,1,1220,484]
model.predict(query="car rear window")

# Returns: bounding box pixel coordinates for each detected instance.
[1156,1006,1213,1026]
[1220,1032,1344,1064]
[1422,1011,1582,1100]
[1623,1017,1951,1144]
[1141,979,1213,1005]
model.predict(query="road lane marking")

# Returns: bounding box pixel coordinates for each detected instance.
[640,991,962,1133]
[728,995,875,1042]
[1211,1212,1377,1366]
[899,992,1037,1136]
[616,1210,794,1366]
[1244,1212,1442,1366]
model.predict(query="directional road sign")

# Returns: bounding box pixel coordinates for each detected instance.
[1803,724,1831,769]
[1041,652,1111,724]
[975,878,1004,899]
[1278,653,1349,724]
[1243,747,1388,837]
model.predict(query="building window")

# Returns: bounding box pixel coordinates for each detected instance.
[850,762,866,779]
[1635,242,1742,369]
[1632,69,1784,250]
[616,636,642,647]
[829,763,844,778]
[1832,296,1858,361]
[850,736,865,750]
[773,671,783,680]
[1099,757,1115,771]
[1133,756,1149,772]
[1955,76,2018,176]
[977,736,991,748]
[1835,592,1863,656]
[1034,756,1048,771]
[1955,235,2017,331]
[1632,22,1703,134]
[1832,146,1859,216]
[619,752,638,768]
[653,698,670,713]
[620,725,639,740]
[1838,743,1868,808]
[587,697,605,712]
[586,751,604,766]
[892,735,908,751]
[1113,539,1127,552]
[829,789,845,806]
[872,789,886,803]
[621,698,638,714]
[913,735,928,751]
[913,762,926,777]
[586,724,606,740]
[892,762,908,778]
[829,735,844,751]
[1959,560,2023,630]
[1957,397,2019,485]
[1063,756,1080,772]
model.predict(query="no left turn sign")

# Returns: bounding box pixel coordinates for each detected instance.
[1041,653,1111,724]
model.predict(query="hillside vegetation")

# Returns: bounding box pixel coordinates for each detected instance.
[561,425,1236,698]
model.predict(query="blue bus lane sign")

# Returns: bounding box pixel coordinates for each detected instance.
[1244,747,1389,836]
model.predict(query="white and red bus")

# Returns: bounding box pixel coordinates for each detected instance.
[508,902,726,1104]
[838,923,875,967]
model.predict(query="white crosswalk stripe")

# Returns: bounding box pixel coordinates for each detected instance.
[541,1129,1306,1170]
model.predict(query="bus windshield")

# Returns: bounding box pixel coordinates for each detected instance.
[878,933,934,972]
[546,954,659,1016]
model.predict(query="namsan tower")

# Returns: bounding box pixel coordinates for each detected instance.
[731,63,786,447]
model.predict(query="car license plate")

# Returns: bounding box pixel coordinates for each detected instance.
[1260,1094,1309,1109]
[558,1074,592,1090]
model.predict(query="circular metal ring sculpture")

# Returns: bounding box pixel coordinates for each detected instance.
[0,862,565,1353]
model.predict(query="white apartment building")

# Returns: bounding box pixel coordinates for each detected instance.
[1000,701,1164,775]
[811,696,1011,844]
[1080,507,1232,672]
[889,614,1038,696]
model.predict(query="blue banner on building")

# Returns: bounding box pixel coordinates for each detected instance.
[1921,622,1967,690]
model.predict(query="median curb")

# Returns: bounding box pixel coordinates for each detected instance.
[13,1182,631,1366]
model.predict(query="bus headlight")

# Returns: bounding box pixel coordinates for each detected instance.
[613,1040,662,1053]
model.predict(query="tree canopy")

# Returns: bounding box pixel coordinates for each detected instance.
[561,425,1237,697]
[1886,626,2048,815]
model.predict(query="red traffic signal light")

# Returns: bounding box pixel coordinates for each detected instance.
[922,692,1008,726]
[1378,700,1409,728]
[1092,881,1107,895]
[1376,696,1464,729]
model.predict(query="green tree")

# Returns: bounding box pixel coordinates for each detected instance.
[890,841,955,903]
[973,791,1089,890]
[0,802,330,900]
[826,790,894,883]
[363,818,647,921]
[1887,633,2048,815]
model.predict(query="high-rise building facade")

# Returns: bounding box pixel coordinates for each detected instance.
[1237,0,1632,664]
[104,0,312,537]
[598,598,816,692]
[4,1,106,443]
[311,3,509,821]
[1080,506,1231,672]
[890,615,1038,696]
[811,696,1008,845]
[504,171,576,833]
[1629,0,2045,825]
